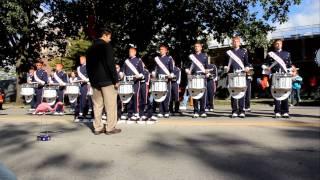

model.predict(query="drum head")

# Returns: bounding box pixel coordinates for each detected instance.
[228,87,246,99]
[188,89,205,99]
[68,95,78,103]
[25,95,33,103]
[271,88,291,101]
[46,98,56,106]
[152,92,167,102]
[120,94,133,104]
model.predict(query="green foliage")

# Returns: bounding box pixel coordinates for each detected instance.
[49,32,92,72]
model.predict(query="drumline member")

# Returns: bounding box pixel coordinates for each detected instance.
[115,63,123,121]
[225,36,250,118]
[138,64,151,122]
[266,39,292,118]
[121,47,144,123]
[32,60,48,109]
[152,44,175,118]
[69,71,78,113]
[27,67,36,111]
[51,63,68,115]
[244,63,253,112]
[77,56,91,118]
[141,66,159,123]
[186,42,208,118]
[169,64,181,115]
[205,63,218,112]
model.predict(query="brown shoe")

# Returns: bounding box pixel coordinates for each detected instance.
[105,128,122,135]
[93,130,105,135]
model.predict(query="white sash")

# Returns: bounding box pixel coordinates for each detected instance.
[77,66,89,82]
[125,59,140,76]
[189,54,206,73]
[155,56,170,75]
[268,51,288,72]
[54,72,66,85]
[227,50,245,70]
[33,71,45,85]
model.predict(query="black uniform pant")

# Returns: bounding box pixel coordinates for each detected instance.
[139,83,148,117]
[245,78,252,109]
[193,90,206,114]
[56,88,64,112]
[159,82,171,114]
[169,82,179,113]
[127,82,140,117]
[35,87,43,108]
[206,79,216,109]
[231,97,245,114]
[79,84,92,114]
[274,98,289,114]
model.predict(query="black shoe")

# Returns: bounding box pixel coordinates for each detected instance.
[93,130,105,135]
[105,128,122,135]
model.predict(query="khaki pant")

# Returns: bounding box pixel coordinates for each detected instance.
[92,85,118,132]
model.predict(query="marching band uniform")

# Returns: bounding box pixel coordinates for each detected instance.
[189,52,208,118]
[52,70,68,114]
[267,49,292,118]
[123,56,144,121]
[77,63,91,117]
[154,55,174,118]
[169,66,181,114]
[245,64,253,111]
[32,68,48,108]
[27,70,36,110]
[206,63,217,111]
[226,48,249,118]
[139,68,150,120]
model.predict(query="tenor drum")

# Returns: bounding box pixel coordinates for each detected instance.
[227,73,247,99]
[43,87,58,106]
[151,79,168,102]
[188,75,206,99]
[118,81,134,103]
[65,84,80,103]
[20,83,37,103]
[271,73,292,100]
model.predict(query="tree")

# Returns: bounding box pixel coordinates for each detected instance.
[48,0,300,67]
[49,32,92,72]
[0,0,68,103]
[1,0,301,102]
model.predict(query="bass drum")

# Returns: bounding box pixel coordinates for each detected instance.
[271,73,292,101]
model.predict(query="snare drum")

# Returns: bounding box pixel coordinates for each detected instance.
[227,73,247,99]
[20,83,37,103]
[43,87,57,106]
[65,84,80,103]
[151,79,168,102]
[65,85,80,95]
[272,73,292,90]
[228,73,246,88]
[151,80,167,92]
[188,75,205,89]
[118,81,134,103]
[187,75,206,99]
[271,73,292,101]
[20,84,35,96]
